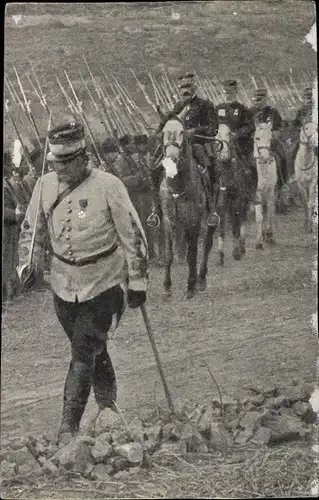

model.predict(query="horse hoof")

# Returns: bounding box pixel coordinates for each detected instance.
[218,252,225,266]
[240,240,246,256]
[198,278,207,291]
[264,232,276,244]
[185,290,195,300]
[255,243,263,250]
[162,290,172,299]
[232,247,242,261]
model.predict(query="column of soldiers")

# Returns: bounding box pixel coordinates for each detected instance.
[3,76,315,303]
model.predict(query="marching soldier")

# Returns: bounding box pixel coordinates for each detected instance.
[100,137,120,173]
[133,134,156,259]
[3,150,24,300]
[18,122,149,445]
[149,73,220,227]
[250,88,288,191]
[114,134,156,258]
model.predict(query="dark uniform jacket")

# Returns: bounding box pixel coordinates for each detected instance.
[4,178,18,226]
[216,101,255,156]
[158,95,219,145]
[292,104,313,129]
[250,106,282,131]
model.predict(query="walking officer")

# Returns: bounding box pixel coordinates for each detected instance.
[18,122,149,446]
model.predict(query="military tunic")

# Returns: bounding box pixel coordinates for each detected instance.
[18,166,149,303]
[158,95,219,145]
[292,104,313,129]
[250,105,282,131]
[215,101,255,156]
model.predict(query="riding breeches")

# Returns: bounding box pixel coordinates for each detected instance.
[53,285,125,409]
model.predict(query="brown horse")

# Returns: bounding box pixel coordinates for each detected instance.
[159,118,215,299]
[215,124,252,264]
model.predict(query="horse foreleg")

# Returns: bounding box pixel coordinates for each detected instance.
[298,182,310,231]
[163,225,174,298]
[231,205,242,261]
[308,180,317,233]
[255,187,264,249]
[185,228,200,299]
[263,186,276,244]
[216,190,226,266]
[198,225,215,290]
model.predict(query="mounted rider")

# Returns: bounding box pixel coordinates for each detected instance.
[291,87,314,164]
[215,79,256,184]
[250,87,288,190]
[148,73,220,227]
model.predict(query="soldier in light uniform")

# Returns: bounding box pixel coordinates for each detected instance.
[18,122,148,445]
[250,88,288,191]
[149,73,220,227]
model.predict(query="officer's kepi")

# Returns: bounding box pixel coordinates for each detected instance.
[46,122,86,162]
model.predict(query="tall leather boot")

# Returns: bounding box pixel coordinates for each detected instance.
[147,166,164,227]
[200,168,220,228]
[57,361,92,446]
[92,346,117,411]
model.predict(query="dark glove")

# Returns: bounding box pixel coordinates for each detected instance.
[127,289,146,309]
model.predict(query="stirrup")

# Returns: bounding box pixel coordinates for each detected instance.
[147,212,160,228]
[207,212,220,227]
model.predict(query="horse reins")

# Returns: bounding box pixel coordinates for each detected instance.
[297,124,317,171]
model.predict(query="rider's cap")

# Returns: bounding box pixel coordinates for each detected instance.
[178,73,196,88]
[101,137,119,154]
[4,149,13,166]
[46,122,86,162]
[253,88,268,101]
[223,79,238,92]
[303,87,313,98]
[118,134,133,148]
[133,134,148,146]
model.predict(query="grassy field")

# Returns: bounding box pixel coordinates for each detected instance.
[3,1,317,146]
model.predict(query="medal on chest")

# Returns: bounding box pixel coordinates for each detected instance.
[78,199,88,219]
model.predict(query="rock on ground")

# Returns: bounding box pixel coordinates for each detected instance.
[114,443,143,465]
[52,436,94,475]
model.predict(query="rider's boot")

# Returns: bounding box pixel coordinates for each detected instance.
[147,167,163,227]
[199,167,220,227]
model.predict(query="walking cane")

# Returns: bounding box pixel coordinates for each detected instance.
[140,303,175,414]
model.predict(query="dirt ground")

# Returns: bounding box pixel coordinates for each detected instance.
[1,207,317,451]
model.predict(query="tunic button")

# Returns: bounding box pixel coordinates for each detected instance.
[67,208,72,214]
[67,244,72,249]
[67,199,72,204]
[66,218,71,223]
[66,235,70,240]
[66,227,72,232]
[70,257,75,262]
[68,251,73,255]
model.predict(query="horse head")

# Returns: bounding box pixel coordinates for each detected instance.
[215,124,231,161]
[300,121,318,151]
[254,121,273,162]
[161,118,190,178]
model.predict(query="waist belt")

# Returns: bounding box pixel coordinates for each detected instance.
[53,243,118,267]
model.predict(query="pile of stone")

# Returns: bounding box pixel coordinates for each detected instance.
[1,383,316,486]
